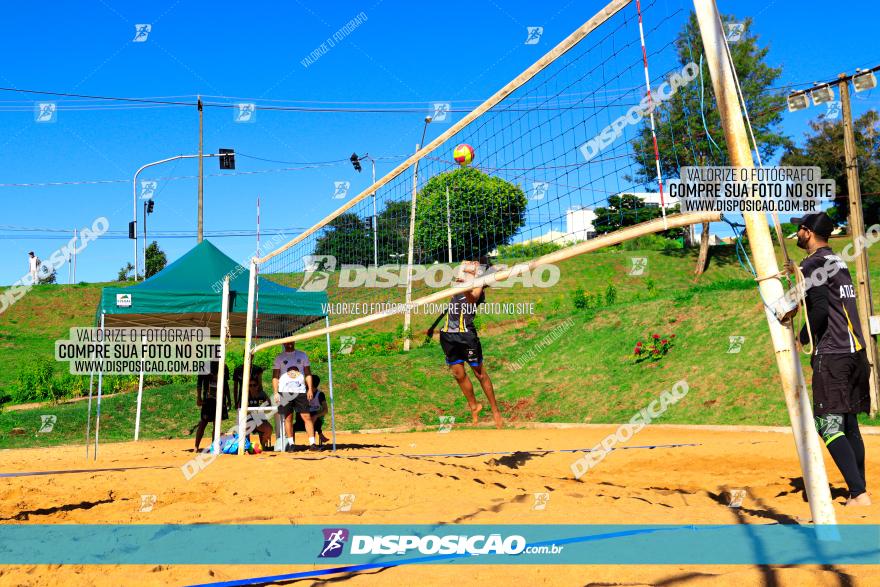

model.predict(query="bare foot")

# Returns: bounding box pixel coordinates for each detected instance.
[470,403,483,425]
[492,410,503,429]
[845,492,872,507]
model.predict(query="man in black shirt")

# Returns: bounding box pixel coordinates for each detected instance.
[793,212,871,506]
[439,260,503,428]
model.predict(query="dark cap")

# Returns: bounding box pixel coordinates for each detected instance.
[791,212,834,239]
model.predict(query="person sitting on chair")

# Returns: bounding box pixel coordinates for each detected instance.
[293,373,329,445]
[238,365,273,451]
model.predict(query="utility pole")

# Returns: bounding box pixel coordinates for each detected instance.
[838,76,880,415]
[693,0,836,525]
[371,157,378,268]
[72,228,77,284]
[198,96,204,243]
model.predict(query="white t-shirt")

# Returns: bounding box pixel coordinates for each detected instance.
[278,368,307,400]
[28,256,39,273]
[273,350,310,373]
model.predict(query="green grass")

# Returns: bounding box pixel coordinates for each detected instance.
[2,239,879,449]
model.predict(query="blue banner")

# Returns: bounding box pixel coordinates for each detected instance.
[0,524,877,565]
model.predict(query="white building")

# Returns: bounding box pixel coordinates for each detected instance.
[617,191,682,209]
[516,193,678,248]
[517,207,597,247]
[565,206,597,241]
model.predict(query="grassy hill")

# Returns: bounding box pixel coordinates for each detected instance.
[2,239,880,449]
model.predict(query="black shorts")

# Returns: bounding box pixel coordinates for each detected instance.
[439,331,483,367]
[811,350,870,415]
[200,398,228,422]
[280,394,312,416]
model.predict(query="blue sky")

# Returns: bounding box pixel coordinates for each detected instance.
[1,0,878,285]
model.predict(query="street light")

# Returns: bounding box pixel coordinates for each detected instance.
[351,152,379,266]
[131,149,234,280]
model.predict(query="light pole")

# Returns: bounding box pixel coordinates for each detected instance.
[351,153,379,266]
[132,150,234,280]
[403,116,432,351]
[143,199,154,277]
[446,185,453,263]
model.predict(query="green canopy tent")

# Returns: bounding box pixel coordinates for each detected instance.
[86,240,332,457]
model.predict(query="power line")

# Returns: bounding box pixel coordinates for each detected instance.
[0,227,305,240]
[0,156,409,189]
[3,71,860,114]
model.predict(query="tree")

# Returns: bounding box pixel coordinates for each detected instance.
[592,194,685,238]
[629,14,789,185]
[117,262,136,282]
[313,212,374,265]
[37,265,56,284]
[312,168,527,265]
[414,166,527,262]
[375,200,410,264]
[144,241,167,278]
[780,110,880,227]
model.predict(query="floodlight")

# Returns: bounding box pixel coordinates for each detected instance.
[787,92,810,112]
[853,70,877,92]
[810,85,835,105]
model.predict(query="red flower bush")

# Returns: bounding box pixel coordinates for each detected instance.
[633,333,675,363]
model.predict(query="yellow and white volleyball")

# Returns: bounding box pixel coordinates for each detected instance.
[453,143,475,166]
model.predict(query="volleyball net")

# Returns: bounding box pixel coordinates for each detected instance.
[245,0,720,354]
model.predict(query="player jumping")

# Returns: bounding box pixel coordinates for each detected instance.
[439,259,503,428]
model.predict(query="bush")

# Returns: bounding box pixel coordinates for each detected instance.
[673,278,755,304]
[604,284,617,306]
[13,358,72,404]
[633,333,676,363]
[620,234,682,251]
[497,241,563,260]
[10,358,153,405]
[572,288,588,310]
[13,358,56,403]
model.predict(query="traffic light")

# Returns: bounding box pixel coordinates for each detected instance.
[219,148,235,170]
[128,221,136,239]
[350,153,362,172]
[146,200,155,214]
